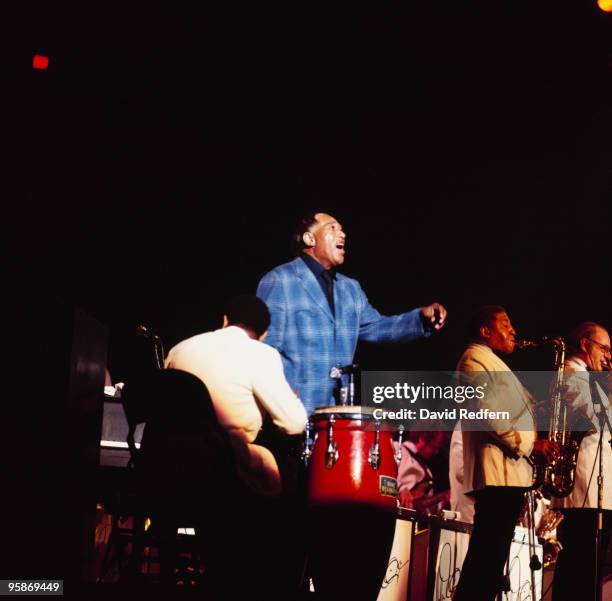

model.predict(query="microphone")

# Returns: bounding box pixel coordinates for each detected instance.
[135,325,150,338]
[329,363,359,379]
[136,325,161,342]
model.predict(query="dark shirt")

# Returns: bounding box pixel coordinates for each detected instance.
[300,253,336,315]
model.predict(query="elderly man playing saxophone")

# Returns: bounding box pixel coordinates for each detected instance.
[551,322,612,601]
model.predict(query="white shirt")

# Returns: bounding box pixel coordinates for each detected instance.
[165,326,307,442]
[164,326,308,496]
[552,356,612,510]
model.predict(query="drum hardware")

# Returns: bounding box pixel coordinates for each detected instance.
[368,420,382,470]
[307,406,398,601]
[325,415,339,468]
[308,405,397,508]
[394,425,405,465]
[302,421,313,467]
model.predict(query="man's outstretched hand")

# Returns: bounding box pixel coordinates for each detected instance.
[421,303,447,331]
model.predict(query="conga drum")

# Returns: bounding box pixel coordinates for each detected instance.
[307,406,399,601]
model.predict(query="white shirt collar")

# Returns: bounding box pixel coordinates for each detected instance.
[567,355,588,371]
[219,325,251,340]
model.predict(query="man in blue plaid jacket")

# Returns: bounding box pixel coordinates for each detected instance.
[257,212,447,415]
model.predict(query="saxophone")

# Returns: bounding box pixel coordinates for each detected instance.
[515,336,583,497]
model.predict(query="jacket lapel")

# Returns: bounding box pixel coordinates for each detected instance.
[486,346,535,418]
[468,344,534,418]
[292,258,335,322]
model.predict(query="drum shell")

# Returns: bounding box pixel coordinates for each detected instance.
[306,408,400,600]
[307,415,398,511]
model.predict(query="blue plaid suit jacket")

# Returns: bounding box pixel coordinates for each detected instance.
[257,257,429,415]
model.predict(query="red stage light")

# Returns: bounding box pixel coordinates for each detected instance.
[32,54,49,70]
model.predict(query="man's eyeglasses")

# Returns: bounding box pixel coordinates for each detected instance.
[587,338,612,357]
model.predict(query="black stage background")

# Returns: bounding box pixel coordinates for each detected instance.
[1,4,611,589]
[2,5,611,378]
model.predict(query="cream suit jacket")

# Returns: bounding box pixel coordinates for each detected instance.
[457,343,536,494]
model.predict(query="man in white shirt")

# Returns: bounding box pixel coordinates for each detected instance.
[165,294,308,496]
[164,295,309,598]
[552,322,612,601]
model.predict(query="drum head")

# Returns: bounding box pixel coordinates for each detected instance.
[311,405,376,421]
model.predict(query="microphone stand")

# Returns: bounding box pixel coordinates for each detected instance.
[329,363,359,405]
[590,373,612,601]
[136,324,165,369]
[526,490,542,601]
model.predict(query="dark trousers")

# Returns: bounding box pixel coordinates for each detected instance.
[552,509,612,601]
[453,487,526,601]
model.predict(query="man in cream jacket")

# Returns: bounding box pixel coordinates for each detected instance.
[453,305,557,601]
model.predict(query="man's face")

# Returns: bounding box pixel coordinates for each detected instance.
[303,212,346,269]
[482,312,516,355]
[582,327,611,372]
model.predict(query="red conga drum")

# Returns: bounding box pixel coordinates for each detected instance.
[307,406,399,601]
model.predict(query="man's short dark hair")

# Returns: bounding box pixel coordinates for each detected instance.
[566,321,605,355]
[224,294,271,337]
[291,212,320,256]
[467,305,507,340]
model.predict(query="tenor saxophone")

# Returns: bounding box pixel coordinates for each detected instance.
[515,336,583,497]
